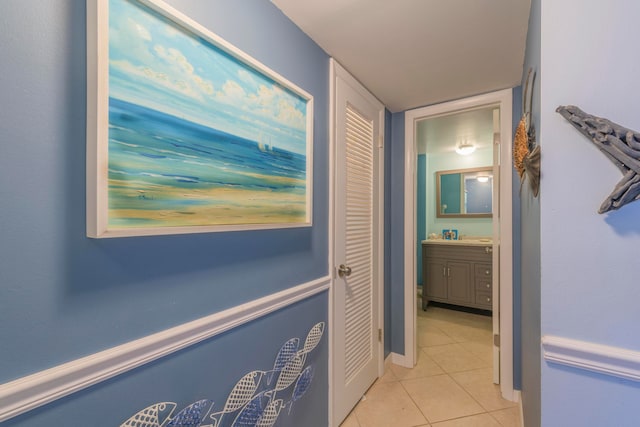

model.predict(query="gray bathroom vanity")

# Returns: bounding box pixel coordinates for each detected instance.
[422,240,493,311]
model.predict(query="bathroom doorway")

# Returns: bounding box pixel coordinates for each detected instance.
[401,89,516,401]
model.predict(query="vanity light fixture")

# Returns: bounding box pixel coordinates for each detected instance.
[455,141,476,155]
[477,175,490,183]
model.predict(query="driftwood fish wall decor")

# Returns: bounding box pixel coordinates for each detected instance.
[557,105,640,213]
[514,68,540,196]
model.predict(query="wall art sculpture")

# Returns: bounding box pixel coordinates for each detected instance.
[120,322,324,427]
[514,68,540,197]
[557,105,640,213]
[87,0,313,238]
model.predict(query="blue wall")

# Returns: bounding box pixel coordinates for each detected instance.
[0,0,330,425]
[389,112,406,354]
[511,86,523,392]
[4,293,328,427]
[538,1,640,425]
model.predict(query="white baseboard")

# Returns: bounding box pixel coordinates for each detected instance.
[390,351,413,369]
[501,386,520,403]
[542,335,640,381]
[518,396,524,427]
[0,276,330,422]
[384,352,393,364]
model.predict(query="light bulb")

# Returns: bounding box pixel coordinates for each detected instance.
[455,143,475,155]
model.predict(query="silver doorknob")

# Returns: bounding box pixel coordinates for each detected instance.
[338,264,352,278]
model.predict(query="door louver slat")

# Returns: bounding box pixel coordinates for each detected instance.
[343,104,374,383]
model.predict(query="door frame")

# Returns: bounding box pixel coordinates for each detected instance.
[328,58,386,426]
[401,89,516,401]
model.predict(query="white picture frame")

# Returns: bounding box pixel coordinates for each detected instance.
[86,0,313,238]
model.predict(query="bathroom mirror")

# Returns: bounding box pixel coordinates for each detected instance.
[436,166,493,218]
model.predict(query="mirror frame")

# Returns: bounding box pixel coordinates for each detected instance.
[435,166,493,218]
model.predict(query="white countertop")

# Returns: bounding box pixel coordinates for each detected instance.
[422,238,493,246]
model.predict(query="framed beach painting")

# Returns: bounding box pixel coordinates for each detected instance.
[86,0,313,238]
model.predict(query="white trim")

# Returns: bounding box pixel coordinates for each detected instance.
[542,335,640,382]
[517,391,524,427]
[402,120,418,369]
[329,58,385,426]
[385,352,394,365]
[391,352,412,368]
[328,58,337,427]
[403,89,515,399]
[376,105,386,379]
[0,277,330,423]
[492,108,501,385]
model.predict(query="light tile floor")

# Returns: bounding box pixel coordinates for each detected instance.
[340,302,521,427]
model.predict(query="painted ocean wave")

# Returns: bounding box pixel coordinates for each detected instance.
[107,97,307,227]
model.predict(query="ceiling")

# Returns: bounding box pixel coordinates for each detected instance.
[271,0,531,113]
[416,107,496,155]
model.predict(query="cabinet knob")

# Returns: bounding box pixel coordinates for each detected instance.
[486,283,490,288]
[485,269,490,275]
[485,247,493,254]
[486,297,491,302]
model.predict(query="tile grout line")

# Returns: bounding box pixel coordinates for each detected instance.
[417,307,497,425]
[397,374,437,426]
[440,314,501,416]
[447,367,496,414]
[486,409,506,427]
[347,306,501,427]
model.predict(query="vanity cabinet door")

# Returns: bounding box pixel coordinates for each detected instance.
[422,243,491,310]
[447,261,472,304]
[425,259,447,301]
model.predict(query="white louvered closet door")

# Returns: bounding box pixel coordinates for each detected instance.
[333,61,382,426]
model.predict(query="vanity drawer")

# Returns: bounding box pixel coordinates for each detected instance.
[476,279,492,292]
[475,264,492,278]
[475,291,492,307]
[424,245,491,262]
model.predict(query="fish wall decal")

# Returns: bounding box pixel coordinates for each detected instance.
[557,105,640,213]
[120,402,176,427]
[121,322,325,427]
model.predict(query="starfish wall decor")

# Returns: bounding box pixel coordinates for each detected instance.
[514,68,540,196]
[557,105,640,213]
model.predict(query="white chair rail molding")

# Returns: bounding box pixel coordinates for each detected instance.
[542,335,640,382]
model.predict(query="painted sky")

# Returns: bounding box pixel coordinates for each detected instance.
[108,0,308,155]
